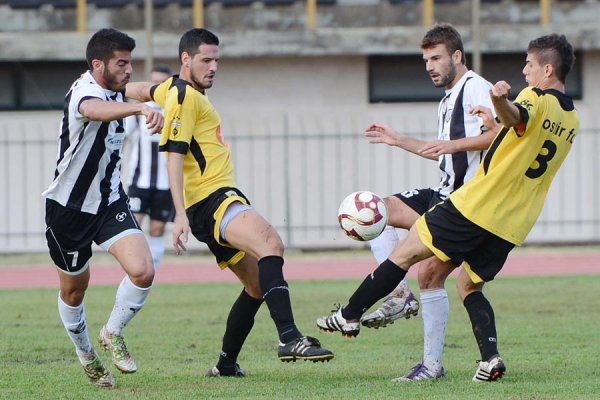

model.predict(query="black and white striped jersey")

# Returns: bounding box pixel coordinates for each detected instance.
[436,70,495,198]
[125,102,169,191]
[42,71,127,215]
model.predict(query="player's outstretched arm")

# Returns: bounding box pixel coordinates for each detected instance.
[490,81,521,127]
[79,98,163,134]
[365,122,434,160]
[418,106,500,157]
[125,81,156,103]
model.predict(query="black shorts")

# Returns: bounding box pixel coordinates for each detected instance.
[416,199,515,283]
[394,188,445,216]
[128,185,175,222]
[186,187,251,270]
[45,197,142,275]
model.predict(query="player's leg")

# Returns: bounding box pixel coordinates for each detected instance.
[147,219,167,270]
[224,205,333,362]
[393,257,454,381]
[45,199,116,388]
[317,224,433,337]
[457,269,505,382]
[146,188,175,270]
[206,255,263,377]
[97,200,155,374]
[363,195,421,328]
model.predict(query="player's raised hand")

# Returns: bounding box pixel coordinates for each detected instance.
[490,81,512,102]
[172,213,189,255]
[470,105,500,133]
[364,123,400,146]
[139,104,164,135]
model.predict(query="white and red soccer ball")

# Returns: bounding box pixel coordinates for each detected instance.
[337,191,388,241]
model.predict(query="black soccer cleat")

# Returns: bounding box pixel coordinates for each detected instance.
[278,336,334,363]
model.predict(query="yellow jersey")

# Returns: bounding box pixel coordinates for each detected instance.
[450,87,579,245]
[152,76,236,209]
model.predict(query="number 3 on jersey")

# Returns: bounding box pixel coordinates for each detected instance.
[526,140,557,179]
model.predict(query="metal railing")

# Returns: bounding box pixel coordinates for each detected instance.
[1,112,598,253]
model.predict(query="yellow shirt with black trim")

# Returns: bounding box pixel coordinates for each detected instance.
[151,76,236,209]
[449,86,579,245]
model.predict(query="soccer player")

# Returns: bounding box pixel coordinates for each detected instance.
[43,28,163,388]
[126,28,334,377]
[317,33,578,382]
[125,65,175,271]
[321,24,500,381]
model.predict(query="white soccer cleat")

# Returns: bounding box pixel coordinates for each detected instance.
[316,305,360,338]
[472,355,506,382]
[360,291,419,329]
[99,325,137,373]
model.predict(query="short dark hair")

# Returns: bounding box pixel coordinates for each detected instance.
[178,28,219,63]
[86,28,136,70]
[152,64,173,75]
[527,34,575,84]
[421,23,466,65]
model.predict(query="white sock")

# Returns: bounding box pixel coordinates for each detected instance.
[421,289,449,373]
[369,225,399,264]
[106,276,151,335]
[148,235,165,271]
[369,225,409,296]
[57,294,93,360]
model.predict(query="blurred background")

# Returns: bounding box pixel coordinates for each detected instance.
[0,0,599,253]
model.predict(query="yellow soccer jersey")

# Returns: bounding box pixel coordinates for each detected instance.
[151,76,236,209]
[450,87,579,245]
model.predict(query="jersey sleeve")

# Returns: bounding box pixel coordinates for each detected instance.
[71,80,105,120]
[159,84,198,155]
[512,87,540,135]
[150,78,171,108]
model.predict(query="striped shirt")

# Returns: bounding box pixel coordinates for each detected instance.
[125,102,169,191]
[436,70,494,198]
[42,71,127,214]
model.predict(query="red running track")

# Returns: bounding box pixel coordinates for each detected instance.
[0,251,598,289]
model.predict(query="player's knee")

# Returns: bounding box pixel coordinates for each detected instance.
[60,287,86,306]
[128,264,155,288]
[244,283,263,299]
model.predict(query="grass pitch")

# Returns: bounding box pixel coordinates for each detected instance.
[1,275,599,399]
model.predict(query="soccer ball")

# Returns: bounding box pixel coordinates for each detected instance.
[337,191,388,241]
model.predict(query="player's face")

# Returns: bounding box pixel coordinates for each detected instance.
[102,50,133,92]
[523,52,548,88]
[422,44,457,89]
[189,44,219,91]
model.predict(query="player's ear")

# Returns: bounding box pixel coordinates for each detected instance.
[91,59,104,73]
[453,49,462,65]
[544,63,554,79]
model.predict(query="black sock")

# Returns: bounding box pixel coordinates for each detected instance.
[258,255,302,344]
[344,259,407,320]
[217,289,263,370]
[463,291,499,361]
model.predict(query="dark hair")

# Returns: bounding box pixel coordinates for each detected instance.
[86,28,136,70]
[152,64,173,75]
[421,23,466,64]
[527,34,575,84]
[178,28,219,63]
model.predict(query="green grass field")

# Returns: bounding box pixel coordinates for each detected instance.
[1,276,599,399]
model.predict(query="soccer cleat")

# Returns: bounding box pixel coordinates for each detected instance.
[316,305,360,338]
[360,292,419,329]
[99,325,137,373]
[278,336,334,362]
[80,351,116,388]
[472,355,506,382]
[205,363,247,377]
[391,362,445,382]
